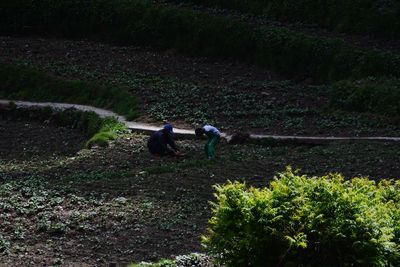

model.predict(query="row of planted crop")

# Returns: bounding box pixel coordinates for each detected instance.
[1,0,399,82]
[172,0,400,39]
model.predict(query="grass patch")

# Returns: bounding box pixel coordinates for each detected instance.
[1,0,400,81]
[85,118,127,148]
[0,63,140,120]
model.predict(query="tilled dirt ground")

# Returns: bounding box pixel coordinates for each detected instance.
[0,115,399,266]
[1,36,399,137]
[0,36,273,88]
[0,117,86,162]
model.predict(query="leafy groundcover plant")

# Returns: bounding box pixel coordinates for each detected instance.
[203,168,400,266]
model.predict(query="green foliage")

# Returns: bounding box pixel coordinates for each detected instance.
[128,259,176,267]
[329,78,400,117]
[0,175,143,254]
[0,235,10,254]
[184,0,400,38]
[1,1,400,80]
[0,63,139,120]
[128,253,212,267]
[84,117,128,148]
[203,168,400,266]
[85,117,128,148]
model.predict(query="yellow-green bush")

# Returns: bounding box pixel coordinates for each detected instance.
[203,168,400,266]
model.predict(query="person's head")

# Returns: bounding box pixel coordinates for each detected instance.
[195,127,204,137]
[163,124,173,134]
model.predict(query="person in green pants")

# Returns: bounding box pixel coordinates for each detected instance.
[195,124,221,159]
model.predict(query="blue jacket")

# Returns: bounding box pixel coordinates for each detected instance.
[147,129,178,155]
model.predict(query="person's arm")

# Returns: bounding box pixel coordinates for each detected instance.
[165,133,178,152]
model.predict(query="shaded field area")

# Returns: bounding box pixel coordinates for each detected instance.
[0,117,86,162]
[155,0,400,52]
[1,37,399,137]
[0,114,399,265]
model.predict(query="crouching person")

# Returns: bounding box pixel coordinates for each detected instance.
[147,124,181,156]
[195,124,221,160]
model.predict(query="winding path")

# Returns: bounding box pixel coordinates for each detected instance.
[1,99,400,144]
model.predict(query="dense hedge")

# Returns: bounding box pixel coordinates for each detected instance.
[0,63,140,120]
[182,0,400,39]
[203,168,400,266]
[329,78,400,117]
[1,0,400,81]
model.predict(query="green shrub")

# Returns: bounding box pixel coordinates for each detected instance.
[0,63,140,120]
[86,131,116,148]
[329,78,400,117]
[203,168,400,266]
[0,1,399,81]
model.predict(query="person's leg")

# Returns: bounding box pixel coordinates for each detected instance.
[204,139,210,158]
[148,143,157,155]
[149,142,166,156]
[207,135,220,159]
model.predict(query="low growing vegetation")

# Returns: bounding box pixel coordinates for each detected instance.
[203,168,400,266]
[129,253,213,267]
[329,78,400,117]
[85,117,128,148]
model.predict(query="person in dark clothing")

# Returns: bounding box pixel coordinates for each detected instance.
[147,124,180,156]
